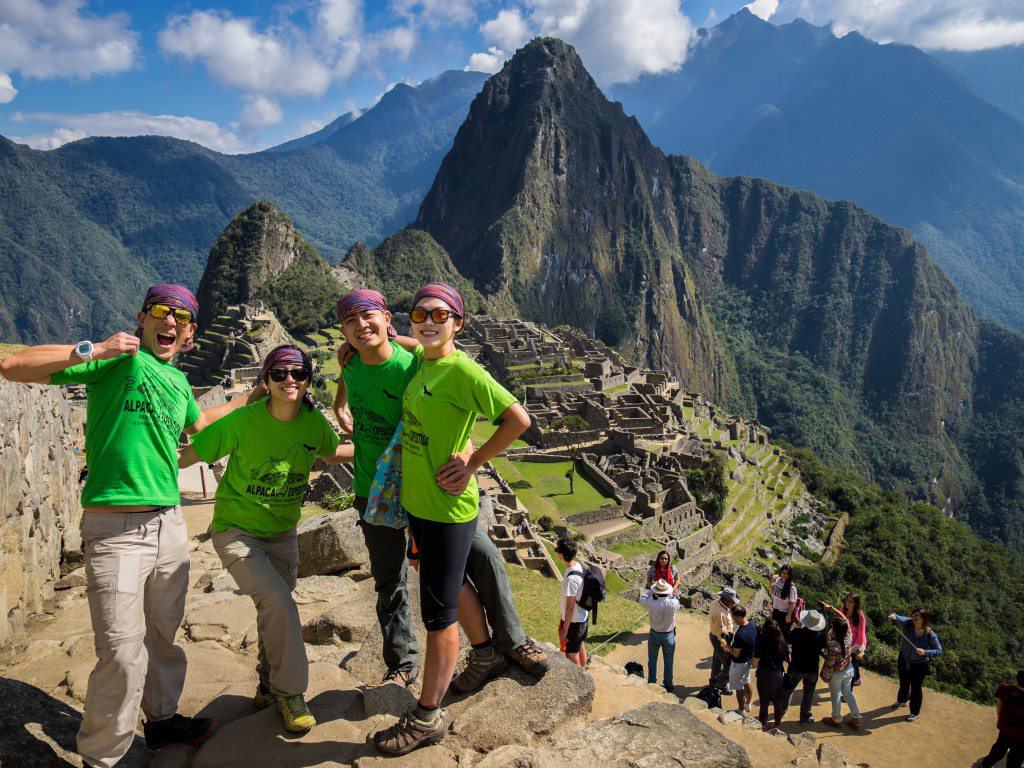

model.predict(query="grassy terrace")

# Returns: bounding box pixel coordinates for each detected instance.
[471,417,529,451]
[490,456,613,527]
[606,536,661,559]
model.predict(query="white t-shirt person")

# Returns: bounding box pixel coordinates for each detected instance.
[562,563,589,624]
[772,576,798,613]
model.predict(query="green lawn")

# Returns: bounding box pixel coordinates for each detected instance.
[606,537,662,560]
[471,418,529,451]
[506,563,647,654]
[490,456,613,526]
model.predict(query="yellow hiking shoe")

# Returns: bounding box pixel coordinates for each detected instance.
[276,694,316,733]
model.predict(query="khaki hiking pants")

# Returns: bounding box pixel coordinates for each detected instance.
[77,506,189,768]
[212,527,307,697]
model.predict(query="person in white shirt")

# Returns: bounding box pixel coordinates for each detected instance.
[639,579,682,691]
[771,564,799,639]
[554,537,588,667]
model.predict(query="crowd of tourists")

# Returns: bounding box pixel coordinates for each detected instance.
[1,281,1021,767]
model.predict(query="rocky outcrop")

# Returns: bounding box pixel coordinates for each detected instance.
[0,381,82,648]
[473,703,752,768]
[296,508,369,577]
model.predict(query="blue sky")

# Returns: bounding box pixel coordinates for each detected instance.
[1,0,1021,153]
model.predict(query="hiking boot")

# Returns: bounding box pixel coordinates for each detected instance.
[892,701,908,710]
[373,709,448,755]
[254,682,274,710]
[800,715,814,725]
[452,646,508,693]
[382,665,420,688]
[821,716,843,728]
[906,713,920,722]
[506,638,549,677]
[144,714,215,750]
[848,716,862,729]
[276,694,316,733]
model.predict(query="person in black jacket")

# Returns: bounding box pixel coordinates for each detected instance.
[787,609,828,724]
[752,618,790,731]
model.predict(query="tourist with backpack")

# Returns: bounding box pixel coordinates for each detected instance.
[771,564,800,639]
[980,670,1024,768]
[889,608,943,722]
[370,283,531,756]
[555,537,589,667]
[719,604,757,715]
[639,579,681,691]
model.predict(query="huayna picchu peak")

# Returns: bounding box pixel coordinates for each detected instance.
[412,37,1024,555]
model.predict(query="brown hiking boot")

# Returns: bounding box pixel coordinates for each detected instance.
[382,665,420,688]
[506,638,550,677]
[373,709,448,755]
[452,647,508,693]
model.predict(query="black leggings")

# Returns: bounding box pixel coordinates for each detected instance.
[982,732,1024,768]
[897,658,929,716]
[772,609,793,640]
[407,513,476,632]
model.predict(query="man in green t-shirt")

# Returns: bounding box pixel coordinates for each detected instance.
[0,285,261,768]
[333,290,548,692]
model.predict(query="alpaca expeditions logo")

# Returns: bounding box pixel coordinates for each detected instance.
[246,442,318,505]
[120,372,195,434]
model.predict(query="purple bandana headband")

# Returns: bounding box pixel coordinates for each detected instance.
[135,283,200,353]
[412,282,464,317]
[261,345,311,381]
[337,289,397,338]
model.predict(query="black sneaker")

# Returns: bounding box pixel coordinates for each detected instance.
[144,714,215,750]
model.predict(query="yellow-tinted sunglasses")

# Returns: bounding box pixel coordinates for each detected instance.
[146,304,194,325]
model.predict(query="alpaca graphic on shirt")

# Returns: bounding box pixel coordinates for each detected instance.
[251,442,318,485]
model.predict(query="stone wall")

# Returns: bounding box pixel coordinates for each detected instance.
[0,381,82,647]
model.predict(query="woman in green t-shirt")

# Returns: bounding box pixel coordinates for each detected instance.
[179,345,351,734]
[373,283,531,756]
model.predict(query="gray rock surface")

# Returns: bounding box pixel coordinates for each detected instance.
[475,702,753,768]
[301,579,377,644]
[295,507,368,576]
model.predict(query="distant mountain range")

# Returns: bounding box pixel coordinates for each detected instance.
[0,69,487,343]
[932,44,1024,119]
[611,9,1024,333]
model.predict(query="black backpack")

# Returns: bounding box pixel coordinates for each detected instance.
[695,685,723,710]
[577,565,606,625]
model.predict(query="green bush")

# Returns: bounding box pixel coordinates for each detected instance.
[537,515,554,532]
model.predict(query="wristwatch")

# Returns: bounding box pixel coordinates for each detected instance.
[75,340,95,362]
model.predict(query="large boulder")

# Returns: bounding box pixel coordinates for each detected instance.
[475,702,753,768]
[301,577,378,644]
[296,508,368,577]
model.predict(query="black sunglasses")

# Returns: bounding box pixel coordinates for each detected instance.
[268,368,310,383]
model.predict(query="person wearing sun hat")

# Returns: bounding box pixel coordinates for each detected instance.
[787,608,829,724]
[639,578,682,691]
[709,586,739,691]
[179,344,353,734]
[0,284,266,766]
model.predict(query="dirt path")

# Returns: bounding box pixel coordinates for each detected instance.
[606,612,996,768]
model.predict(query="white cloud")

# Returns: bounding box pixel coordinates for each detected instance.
[158,10,336,98]
[0,72,16,103]
[771,0,1024,51]
[319,0,360,41]
[392,0,478,28]
[481,8,531,52]
[238,96,284,132]
[526,0,697,84]
[369,25,416,60]
[11,110,247,153]
[745,0,779,21]
[0,0,138,86]
[466,46,507,73]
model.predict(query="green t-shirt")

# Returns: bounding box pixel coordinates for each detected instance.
[191,400,341,537]
[400,349,518,523]
[341,342,417,497]
[51,349,200,507]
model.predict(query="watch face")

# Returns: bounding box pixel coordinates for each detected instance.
[77,341,93,358]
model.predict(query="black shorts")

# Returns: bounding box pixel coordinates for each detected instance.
[407,513,476,631]
[565,620,589,653]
